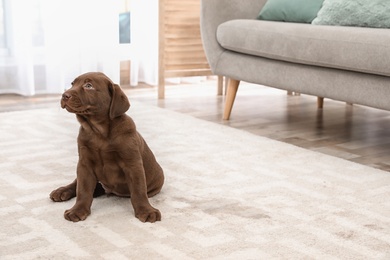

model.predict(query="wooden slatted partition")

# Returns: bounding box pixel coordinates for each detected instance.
[158,0,215,99]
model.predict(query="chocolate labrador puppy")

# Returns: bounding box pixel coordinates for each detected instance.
[50,72,164,223]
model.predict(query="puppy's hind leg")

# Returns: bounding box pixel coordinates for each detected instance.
[50,179,77,202]
[50,180,105,202]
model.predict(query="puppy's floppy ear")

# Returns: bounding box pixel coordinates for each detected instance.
[109,83,130,119]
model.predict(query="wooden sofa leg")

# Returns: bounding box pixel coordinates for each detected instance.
[223,79,240,120]
[317,97,324,109]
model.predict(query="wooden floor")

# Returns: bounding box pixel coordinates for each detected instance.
[2,79,390,172]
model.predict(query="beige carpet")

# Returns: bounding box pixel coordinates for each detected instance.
[0,102,389,259]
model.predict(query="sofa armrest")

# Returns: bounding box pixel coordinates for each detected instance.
[200,0,267,72]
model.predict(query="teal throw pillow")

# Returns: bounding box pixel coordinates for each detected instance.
[312,0,390,28]
[257,0,324,23]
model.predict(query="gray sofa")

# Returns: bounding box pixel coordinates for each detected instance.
[200,0,390,120]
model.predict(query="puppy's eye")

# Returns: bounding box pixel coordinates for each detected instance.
[84,83,93,89]
[71,82,74,86]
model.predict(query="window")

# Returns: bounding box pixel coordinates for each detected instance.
[119,0,131,44]
[119,11,130,44]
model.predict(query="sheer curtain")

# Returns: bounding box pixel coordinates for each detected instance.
[130,0,158,87]
[0,0,158,96]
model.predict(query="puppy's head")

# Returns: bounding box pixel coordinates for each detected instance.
[61,72,130,119]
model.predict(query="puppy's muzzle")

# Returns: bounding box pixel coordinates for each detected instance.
[61,93,71,109]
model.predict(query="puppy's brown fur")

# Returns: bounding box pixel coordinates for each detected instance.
[50,72,164,223]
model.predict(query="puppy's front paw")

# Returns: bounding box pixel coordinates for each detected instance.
[64,206,90,222]
[136,207,161,223]
[50,187,76,202]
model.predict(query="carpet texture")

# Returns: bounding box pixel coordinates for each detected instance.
[0,102,389,259]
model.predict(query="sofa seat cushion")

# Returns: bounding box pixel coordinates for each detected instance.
[217,20,390,77]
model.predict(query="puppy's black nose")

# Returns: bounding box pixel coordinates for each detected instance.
[62,93,71,101]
